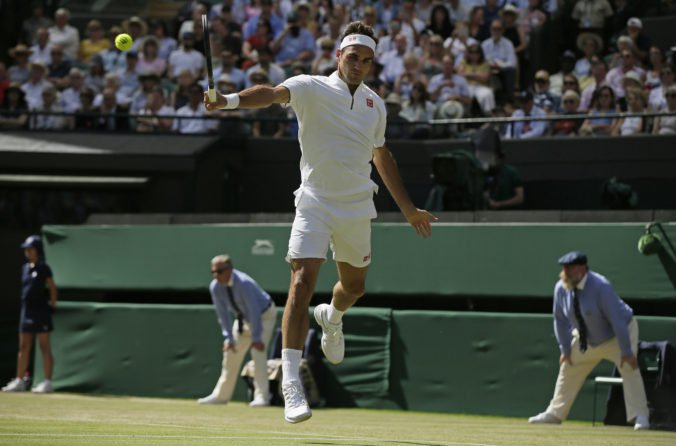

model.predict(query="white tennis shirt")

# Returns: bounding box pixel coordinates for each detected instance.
[281,72,386,219]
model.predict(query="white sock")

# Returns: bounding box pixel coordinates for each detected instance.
[44,379,52,385]
[327,303,344,324]
[281,348,302,384]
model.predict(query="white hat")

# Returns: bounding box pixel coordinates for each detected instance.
[436,100,464,119]
[627,17,642,29]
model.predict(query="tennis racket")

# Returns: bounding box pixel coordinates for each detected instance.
[201,14,216,102]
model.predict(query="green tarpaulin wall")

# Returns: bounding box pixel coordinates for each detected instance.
[42,223,676,299]
[35,303,676,421]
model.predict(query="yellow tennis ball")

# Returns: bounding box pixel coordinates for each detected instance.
[115,33,133,51]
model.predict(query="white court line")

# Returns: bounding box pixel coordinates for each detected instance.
[0,432,503,446]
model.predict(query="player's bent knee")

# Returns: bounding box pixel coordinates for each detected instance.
[342,281,366,299]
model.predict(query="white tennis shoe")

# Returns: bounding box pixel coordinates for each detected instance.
[282,381,312,423]
[197,395,227,405]
[31,381,53,393]
[249,395,271,407]
[2,378,26,392]
[314,304,344,364]
[528,412,562,424]
[634,415,650,430]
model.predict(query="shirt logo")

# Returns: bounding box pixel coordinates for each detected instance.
[366,98,373,108]
[363,253,371,262]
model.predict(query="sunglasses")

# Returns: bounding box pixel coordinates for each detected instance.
[563,99,577,104]
[211,266,231,274]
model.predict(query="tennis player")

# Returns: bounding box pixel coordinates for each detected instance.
[205,21,437,424]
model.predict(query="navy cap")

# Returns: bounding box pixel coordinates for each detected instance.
[558,251,587,265]
[21,235,43,250]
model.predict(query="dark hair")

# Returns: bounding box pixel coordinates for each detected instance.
[465,43,485,64]
[410,81,429,104]
[429,4,453,39]
[2,86,27,109]
[341,21,378,46]
[591,85,615,110]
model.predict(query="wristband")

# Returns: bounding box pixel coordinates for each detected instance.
[223,93,240,109]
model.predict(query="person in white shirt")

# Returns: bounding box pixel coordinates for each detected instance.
[174,82,217,134]
[30,86,69,130]
[244,47,286,88]
[48,8,80,61]
[481,19,517,102]
[21,62,53,109]
[427,54,471,116]
[29,28,52,65]
[167,32,205,81]
[507,90,548,138]
[379,34,408,87]
[204,21,437,425]
[60,68,86,113]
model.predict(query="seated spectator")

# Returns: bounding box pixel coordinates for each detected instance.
[575,32,602,84]
[79,20,110,64]
[170,69,196,109]
[500,5,527,89]
[483,148,524,210]
[168,32,205,81]
[242,0,283,40]
[447,0,469,24]
[482,19,517,102]
[533,70,560,113]
[468,6,489,43]
[399,0,426,36]
[130,71,162,114]
[422,35,445,78]
[21,62,52,109]
[122,16,148,53]
[136,86,174,133]
[652,86,676,135]
[376,18,406,61]
[148,19,178,62]
[46,45,72,89]
[212,74,246,136]
[580,57,608,111]
[360,6,382,37]
[645,47,666,91]
[613,87,647,136]
[311,37,337,76]
[618,70,643,111]
[571,0,612,38]
[649,66,674,111]
[73,87,98,130]
[379,34,408,87]
[426,3,454,40]
[93,73,130,108]
[245,47,285,88]
[30,28,52,65]
[212,51,245,91]
[100,26,127,74]
[248,71,287,138]
[561,74,582,105]
[458,43,496,116]
[211,8,243,56]
[624,17,651,65]
[241,18,274,67]
[394,53,428,102]
[137,37,167,77]
[399,82,435,139]
[0,84,29,129]
[30,86,69,130]
[375,0,400,30]
[549,51,576,97]
[580,85,618,136]
[48,8,79,61]
[22,5,53,45]
[173,83,217,134]
[8,44,32,85]
[606,49,645,100]
[95,87,130,131]
[428,54,471,118]
[60,68,86,113]
[506,90,547,139]
[270,11,315,71]
[0,63,8,104]
[551,90,583,136]
[84,55,106,94]
[520,0,547,34]
[607,35,635,70]
[117,52,141,98]
[182,4,209,57]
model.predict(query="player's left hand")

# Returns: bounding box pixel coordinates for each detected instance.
[405,209,438,239]
[251,341,265,351]
[621,355,638,370]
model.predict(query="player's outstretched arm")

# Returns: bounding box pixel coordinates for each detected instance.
[373,146,438,238]
[204,85,290,111]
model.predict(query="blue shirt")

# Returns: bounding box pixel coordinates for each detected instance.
[275,28,315,64]
[209,269,272,344]
[553,270,634,357]
[21,261,52,308]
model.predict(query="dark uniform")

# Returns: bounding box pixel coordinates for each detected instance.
[20,260,54,333]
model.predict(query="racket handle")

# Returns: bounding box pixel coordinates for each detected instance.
[208,88,216,102]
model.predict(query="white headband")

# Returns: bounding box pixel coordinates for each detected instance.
[339,34,376,53]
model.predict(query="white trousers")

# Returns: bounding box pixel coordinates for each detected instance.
[467,84,496,114]
[209,304,276,402]
[546,319,649,422]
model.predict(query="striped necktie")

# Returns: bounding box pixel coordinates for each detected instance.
[572,288,588,353]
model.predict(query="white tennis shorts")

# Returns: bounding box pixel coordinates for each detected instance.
[286,194,372,268]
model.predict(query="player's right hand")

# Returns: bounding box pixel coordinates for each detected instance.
[223,340,237,353]
[204,91,227,111]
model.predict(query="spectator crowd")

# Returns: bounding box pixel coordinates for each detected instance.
[1,0,675,138]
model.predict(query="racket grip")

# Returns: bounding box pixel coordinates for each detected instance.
[208,88,216,102]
